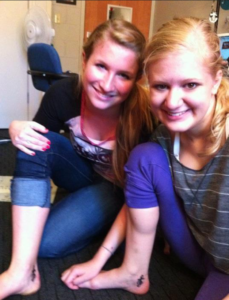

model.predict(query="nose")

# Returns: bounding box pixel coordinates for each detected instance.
[99,72,115,93]
[165,87,182,109]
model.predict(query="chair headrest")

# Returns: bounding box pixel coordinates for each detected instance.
[28,43,63,74]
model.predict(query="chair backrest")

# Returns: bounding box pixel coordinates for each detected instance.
[27,43,64,92]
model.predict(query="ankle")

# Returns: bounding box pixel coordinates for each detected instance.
[129,274,150,294]
[121,267,150,295]
[0,266,41,299]
[7,264,39,283]
[9,260,37,274]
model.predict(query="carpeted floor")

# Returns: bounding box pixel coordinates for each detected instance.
[0,129,203,300]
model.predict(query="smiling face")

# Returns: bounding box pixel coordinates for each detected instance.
[147,50,222,136]
[82,39,139,114]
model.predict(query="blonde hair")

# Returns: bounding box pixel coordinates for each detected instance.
[144,17,229,156]
[82,19,154,186]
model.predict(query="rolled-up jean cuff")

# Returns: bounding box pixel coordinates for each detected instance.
[11,178,51,208]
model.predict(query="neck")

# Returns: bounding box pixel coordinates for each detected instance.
[82,94,119,142]
[181,134,207,154]
[175,131,213,170]
[85,97,121,121]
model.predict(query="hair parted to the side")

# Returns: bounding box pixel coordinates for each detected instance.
[144,17,229,156]
[83,19,146,79]
[83,19,154,186]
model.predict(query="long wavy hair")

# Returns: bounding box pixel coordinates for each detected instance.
[144,17,229,156]
[80,19,154,186]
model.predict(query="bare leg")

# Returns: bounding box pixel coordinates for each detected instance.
[78,207,159,295]
[0,205,49,299]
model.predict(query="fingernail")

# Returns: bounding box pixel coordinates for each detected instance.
[46,145,50,149]
[47,141,51,145]
[42,148,47,151]
[31,153,35,156]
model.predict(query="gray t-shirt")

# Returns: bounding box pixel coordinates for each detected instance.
[152,124,229,274]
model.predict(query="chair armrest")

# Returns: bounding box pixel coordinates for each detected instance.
[27,70,77,79]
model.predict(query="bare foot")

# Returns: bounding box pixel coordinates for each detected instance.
[0,266,40,300]
[77,268,150,295]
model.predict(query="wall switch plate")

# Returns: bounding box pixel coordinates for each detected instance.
[54,14,61,24]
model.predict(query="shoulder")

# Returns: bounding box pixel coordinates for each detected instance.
[41,76,81,115]
[126,141,168,172]
[151,124,170,140]
[44,76,79,100]
[150,124,172,153]
[33,76,81,129]
[129,142,164,160]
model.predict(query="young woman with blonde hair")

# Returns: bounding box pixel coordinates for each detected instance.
[63,17,229,300]
[0,19,154,299]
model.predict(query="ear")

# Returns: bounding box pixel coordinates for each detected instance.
[212,70,223,95]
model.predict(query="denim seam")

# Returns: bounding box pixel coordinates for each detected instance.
[47,152,94,183]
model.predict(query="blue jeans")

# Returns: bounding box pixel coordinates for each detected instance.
[11,131,124,257]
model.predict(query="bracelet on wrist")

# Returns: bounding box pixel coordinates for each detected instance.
[101,245,114,255]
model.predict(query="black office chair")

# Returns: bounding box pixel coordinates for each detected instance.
[27,43,77,92]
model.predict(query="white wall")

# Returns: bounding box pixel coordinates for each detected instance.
[151,0,215,35]
[150,0,229,36]
[52,1,85,74]
[27,1,53,123]
[0,0,85,128]
[0,1,29,128]
[0,1,52,128]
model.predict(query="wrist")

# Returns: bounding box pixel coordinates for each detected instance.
[92,244,115,268]
[101,245,114,255]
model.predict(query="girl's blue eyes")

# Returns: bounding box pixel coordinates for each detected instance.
[95,64,130,80]
[153,82,199,90]
[185,82,198,89]
[96,63,105,69]
[119,73,130,80]
[154,84,168,90]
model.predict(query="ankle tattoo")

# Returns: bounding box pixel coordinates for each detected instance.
[31,266,36,282]
[136,275,144,287]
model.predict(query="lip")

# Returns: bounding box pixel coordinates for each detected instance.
[93,86,117,101]
[167,109,189,116]
[163,108,190,120]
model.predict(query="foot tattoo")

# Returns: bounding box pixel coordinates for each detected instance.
[136,275,144,287]
[31,266,36,282]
